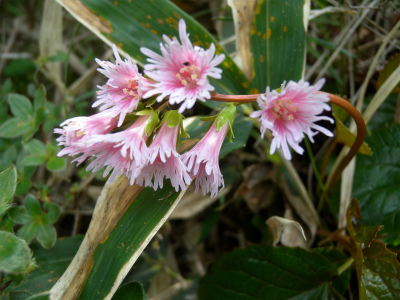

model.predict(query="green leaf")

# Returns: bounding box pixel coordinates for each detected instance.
[0,230,34,274]
[0,117,32,138]
[314,248,351,295]
[35,107,47,125]
[17,222,38,243]
[23,139,46,154]
[376,52,400,93]
[16,177,32,196]
[22,124,39,143]
[354,225,383,248]
[26,294,50,300]
[333,115,372,156]
[365,94,397,132]
[67,0,249,96]
[250,0,306,91]
[34,85,47,110]
[22,154,47,166]
[0,166,17,216]
[7,236,83,296]
[0,214,16,233]
[361,241,400,299]
[8,93,34,118]
[78,181,183,299]
[198,245,344,300]
[8,206,31,224]
[42,202,60,224]
[352,124,400,244]
[25,194,42,217]
[3,145,18,165]
[36,224,56,249]
[46,156,66,171]
[346,199,400,300]
[112,282,147,300]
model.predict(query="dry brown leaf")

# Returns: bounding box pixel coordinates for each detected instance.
[279,175,318,247]
[266,213,307,248]
[50,176,145,300]
[40,0,63,81]
[227,0,257,80]
[236,163,276,213]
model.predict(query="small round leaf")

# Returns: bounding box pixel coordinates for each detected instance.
[37,224,56,249]
[0,230,34,274]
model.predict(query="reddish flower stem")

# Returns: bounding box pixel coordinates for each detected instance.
[210,91,366,191]
[210,91,258,103]
[318,92,366,192]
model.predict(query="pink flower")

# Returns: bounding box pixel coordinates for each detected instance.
[135,120,191,192]
[95,45,154,126]
[140,19,225,113]
[250,79,333,160]
[182,122,228,198]
[85,115,151,183]
[55,111,118,158]
[85,142,134,184]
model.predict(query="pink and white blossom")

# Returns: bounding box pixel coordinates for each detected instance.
[140,19,225,113]
[54,111,118,158]
[85,142,134,184]
[135,121,191,192]
[182,122,228,198]
[85,115,151,183]
[95,45,154,126]
[250,79,333,160]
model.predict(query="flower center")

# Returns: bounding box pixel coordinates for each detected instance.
[176,63,201,88]
[270,97,297,121]
[122,79,139,97]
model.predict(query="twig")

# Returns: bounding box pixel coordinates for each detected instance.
[0,18,22,75]
[315,0,379,81]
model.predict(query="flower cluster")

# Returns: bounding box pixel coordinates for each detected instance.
[55,19,231,196]
[55,18,334,197]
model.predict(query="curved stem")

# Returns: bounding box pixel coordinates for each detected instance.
[318,92,366,192]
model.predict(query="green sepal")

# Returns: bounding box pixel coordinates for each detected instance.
[145,111,160,137]
[145,97,157,108]
[179,119,190,139]
[136,102,145,111]
[158,110,189,138]
[165,110,181,129]
[215,103,236,141]
[275,84,284,93]
[135,108,153,116]
[200,115,217,122]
